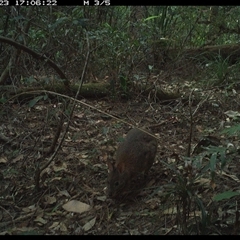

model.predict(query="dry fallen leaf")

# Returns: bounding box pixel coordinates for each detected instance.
[145,198,160,209]
[163,207,201,217]
[59,222,68,232]
[22,204,37,213]
[58,189,71,197]
[44,195,57,205]
[96,195,107,202]
[49,177,62,183]
[163,207,177,215]
[221,171,240,183]
[12,154,24,163]
[224,110,240,118]
[40,166,52,177]
[34,216,48,225]
[49,222,60,230]
[62,200,90,214]
[82,217,96,232]
[53,162,68,172]
[0,156,7,163]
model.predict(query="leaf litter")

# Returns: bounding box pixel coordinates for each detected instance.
[1,80,240,234]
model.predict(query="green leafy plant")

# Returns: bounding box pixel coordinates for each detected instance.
[161,160,212,234]
[28,95,48,108]
[160,135,236,234]
[205,53,231,86]
[213,191,240,201]
[221,123,240,136]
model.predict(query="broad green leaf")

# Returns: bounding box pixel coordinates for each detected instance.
[213,191,240,201]
[0,97,7,103]
[28,96,44,108]
[209,153,217,172]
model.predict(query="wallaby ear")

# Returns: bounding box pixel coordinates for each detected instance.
[107,160,114,172]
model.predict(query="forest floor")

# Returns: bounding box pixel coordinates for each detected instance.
[1,63,240,235]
